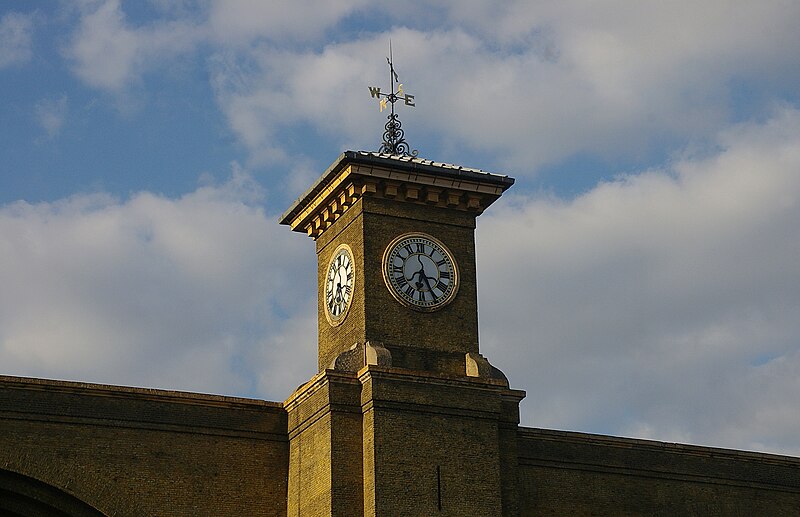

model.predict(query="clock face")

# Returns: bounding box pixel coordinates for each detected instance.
[382,233,459,312]
[324,244,355,325]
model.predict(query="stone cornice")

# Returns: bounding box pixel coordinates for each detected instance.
[279,151,515,239]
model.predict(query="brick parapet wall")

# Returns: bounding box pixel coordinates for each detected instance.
[517,426,800,515]
[518,427,800,490]
[0,375,286,438]
[0,375,289,516]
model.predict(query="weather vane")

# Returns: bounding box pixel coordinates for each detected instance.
[368,42,418,156]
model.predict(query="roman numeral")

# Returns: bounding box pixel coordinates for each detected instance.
[435,281,447,293]
[417,290,425,302]
[436,258,447,267]
[416,243,425,253]
[396,275,408,288]
[439,270,451,280]
[404,285,414,297]
[404,244,414,255]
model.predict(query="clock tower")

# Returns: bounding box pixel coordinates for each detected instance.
[280,151,524,516]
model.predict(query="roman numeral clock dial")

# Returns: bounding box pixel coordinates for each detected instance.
[324,244,355,326]
[382,233,459,312]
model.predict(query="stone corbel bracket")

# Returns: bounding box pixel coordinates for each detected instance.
[466,352,508,386]
[330,341,393,372]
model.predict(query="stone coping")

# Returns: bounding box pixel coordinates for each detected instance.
[0,374,281,410]
[518,426,800,465]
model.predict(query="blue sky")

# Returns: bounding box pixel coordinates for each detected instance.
[2,1,800,456]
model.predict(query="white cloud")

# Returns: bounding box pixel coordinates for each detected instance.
[409,0,800,170]
[64,0,368,94]
[0,11,35,68]
[207,0,369,46]
[34,94,68,137]
[204,0,800,175]
[58,1,800,174]
[208,38,387,166]
[477,105,800,455]
[0,169,316,400]
[65,0,203,92]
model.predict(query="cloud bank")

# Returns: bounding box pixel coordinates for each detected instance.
[62,1,800,174]
[478,105,800,455]
[0,170,316,399]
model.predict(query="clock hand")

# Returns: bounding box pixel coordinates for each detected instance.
[415,255,436,291]
[412,255,426,288]
[421,271,434,293]
[412,267,426,289]
[336,267,349,298]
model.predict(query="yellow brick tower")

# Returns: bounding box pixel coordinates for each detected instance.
[280,151,524,516]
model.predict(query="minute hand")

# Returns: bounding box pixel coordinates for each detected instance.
[420,270,435,296]
[415,255,436,294]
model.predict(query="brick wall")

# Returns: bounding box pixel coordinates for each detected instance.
[0,375,288,516]
[517,427,800,516]
[361,197,479,356]
[5,376,800,516]
[360,367,523,516]
[285,370,364,517]
[316,195,481,374]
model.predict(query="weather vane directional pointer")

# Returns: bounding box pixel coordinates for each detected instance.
[368,42,418,156]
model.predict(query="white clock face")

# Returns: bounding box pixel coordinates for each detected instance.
[324,244,355,325]
[382,233,459,312]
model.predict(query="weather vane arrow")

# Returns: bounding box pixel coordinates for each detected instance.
[368,42,418,157]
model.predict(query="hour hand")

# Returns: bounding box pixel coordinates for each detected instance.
[421,272,434,293]
[413,267,426,289]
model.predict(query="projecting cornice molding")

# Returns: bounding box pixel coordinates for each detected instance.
[279,151,515,239]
